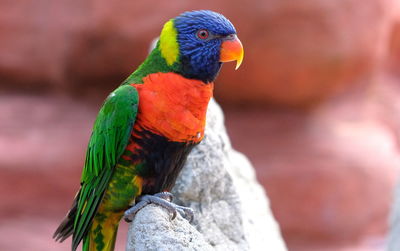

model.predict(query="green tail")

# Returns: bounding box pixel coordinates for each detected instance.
[82,212,121,251]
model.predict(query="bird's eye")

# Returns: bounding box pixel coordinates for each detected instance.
[225,34,235,40]
[196,29,209,40]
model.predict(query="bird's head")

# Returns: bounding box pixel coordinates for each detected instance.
[158,10,244,83]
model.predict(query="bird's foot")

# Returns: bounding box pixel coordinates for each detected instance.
[124,192,194,223]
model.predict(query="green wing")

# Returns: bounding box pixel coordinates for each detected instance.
[72,84,139,250]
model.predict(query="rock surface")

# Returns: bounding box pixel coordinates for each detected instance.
[126,99,287,251]
[1,0,399,106]
[388,20,400,77]
[216,0,396,107]
[1,1,399,250]
[225,79,400,249]
[388,181,400,251]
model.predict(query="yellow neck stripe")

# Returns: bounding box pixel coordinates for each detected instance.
[159,19,179,66]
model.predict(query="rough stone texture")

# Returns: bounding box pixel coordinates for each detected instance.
[126,99,287,251]
[1,0,399,106]
[0,87,398,250]
[1,1,399,249]
[128,205,213,251]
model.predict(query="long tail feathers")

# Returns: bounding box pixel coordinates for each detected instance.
[53,189,121,251]
[53,191,79,244]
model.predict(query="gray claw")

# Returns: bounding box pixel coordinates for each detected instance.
[124,200,149,222]
[176,205,194,223]
[154,191,174,202]
[123,192,194,223]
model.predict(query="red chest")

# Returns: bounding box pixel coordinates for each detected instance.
[131,72,213,143]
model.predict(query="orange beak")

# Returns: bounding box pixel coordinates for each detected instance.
[219,35,244,70]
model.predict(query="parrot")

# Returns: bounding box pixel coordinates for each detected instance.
[53,10,244,251]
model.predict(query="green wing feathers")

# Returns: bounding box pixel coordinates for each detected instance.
[81,85,139,179]
[74,85,139,250]
[53,85,139,251]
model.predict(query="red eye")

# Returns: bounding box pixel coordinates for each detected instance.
[196,29,209,40]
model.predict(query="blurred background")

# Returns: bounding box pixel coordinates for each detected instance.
[1,0,400,250]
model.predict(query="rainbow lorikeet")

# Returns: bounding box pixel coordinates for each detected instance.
[53,10,244,251]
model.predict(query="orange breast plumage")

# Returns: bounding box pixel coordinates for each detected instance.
[131,72,214,143]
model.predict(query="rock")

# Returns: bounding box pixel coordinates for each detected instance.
[388,20,400,77]
[225,81,400,249]
[0,95,95,219]
[388,183,400,251]
[0,95,93,171]
[381,79,400,251]
[126,99,287,251]
[127,205,213,251]
[1,0,398,106]
[217,0,396,107]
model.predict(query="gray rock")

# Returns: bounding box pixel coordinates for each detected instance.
[126,100,287,251]
[388,183,400,251]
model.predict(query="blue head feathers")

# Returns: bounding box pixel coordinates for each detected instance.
[123,10,242,86]
[173,10,237,83]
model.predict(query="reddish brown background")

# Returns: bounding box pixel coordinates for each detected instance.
[1,0,400,250]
